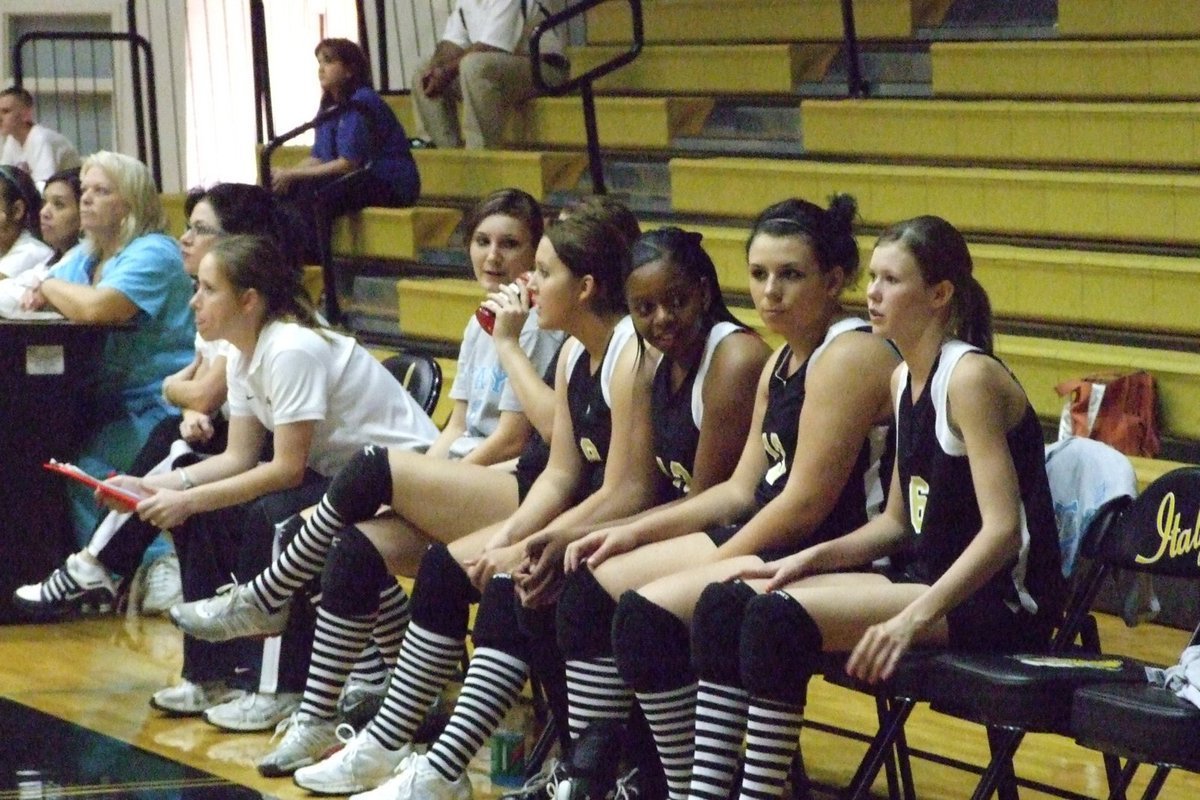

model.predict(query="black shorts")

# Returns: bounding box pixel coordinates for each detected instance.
[881,565,1051,653]
[705,523,796,563]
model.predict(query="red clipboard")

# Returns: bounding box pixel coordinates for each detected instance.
[43,460,146,511]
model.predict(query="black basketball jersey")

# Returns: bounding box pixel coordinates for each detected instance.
[752,317,888,547]
[565,316,637,499]
[514,341,565,501]
[895,340,1064,622]
[651,321,745,502]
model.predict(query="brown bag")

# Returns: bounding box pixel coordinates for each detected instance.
[1055,371,1161,458]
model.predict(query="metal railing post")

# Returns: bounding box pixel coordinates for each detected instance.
[841,0,870,97]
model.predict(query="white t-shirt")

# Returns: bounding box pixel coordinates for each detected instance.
[443,0,564,57]
[0,125,82,189]
[0,229,54,279]
[225,320,439,476]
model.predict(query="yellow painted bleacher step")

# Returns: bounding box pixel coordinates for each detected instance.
[932,40,1200,99]
[569,44,837,94]
[1059,0,1200,38]
[413,149,588,201]
[331,206,461,260]
[585,0,917,45]
[670,157,1200,245]
[802,99,1200,168]
[396,278,481,343]
[694,224,1200,337]
[386,93,713,150]
[269,144,586,203]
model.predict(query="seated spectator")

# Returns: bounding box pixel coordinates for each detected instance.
[412,0,568,149]
[0,86,82,190]
[21,151,197,550]
[0,163,51,279]
[39,167,82,265]
[272,38,418,265]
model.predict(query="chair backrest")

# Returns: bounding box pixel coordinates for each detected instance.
[382,351,442,416]
[1088,466,1200,579]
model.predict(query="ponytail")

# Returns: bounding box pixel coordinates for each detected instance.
[953,274,993,354]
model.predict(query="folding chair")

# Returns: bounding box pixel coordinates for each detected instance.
[382,350,442,416]
[841,437,1136,800]
[1068,468,1200,800]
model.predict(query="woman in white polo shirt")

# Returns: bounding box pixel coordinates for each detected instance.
[109,233,438,715]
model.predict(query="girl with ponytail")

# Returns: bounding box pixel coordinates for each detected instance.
[708,215,1064,800]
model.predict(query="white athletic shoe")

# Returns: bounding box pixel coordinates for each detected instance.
[350,753,472,800]
[133,553,183,616]
[150,679,243,717]
[293,726,413,796]
[204,691,300,732]
[169,581,288,642]
[257,711,342,777]
[13,552,119,619]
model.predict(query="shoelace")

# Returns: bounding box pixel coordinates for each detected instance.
[499,759,561,800]
[611,768,640,800]
[210,575,244,614]
[270,712,299,743]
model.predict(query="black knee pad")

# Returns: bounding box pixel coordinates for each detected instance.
[321,526,392,617]
[556,568,618,661]
[611,591,694,693]
[739,592,822,707]
[325,444,393,523]
[409,542,479,638]
[471,575,528,659]
[691,580,758,686]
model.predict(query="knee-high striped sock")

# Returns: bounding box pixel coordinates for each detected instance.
[566,656,634,740]
[367,622,465,750]
[299,606,374,720]
[371,582,410,668]
[250,503,346,611]
[736,698,803,800]
[347,641,389,688]
[689,680,749,800]
[637,682,698,800]
[426,647,528,782]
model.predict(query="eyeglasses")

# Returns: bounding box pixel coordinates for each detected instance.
[183,220,223,237]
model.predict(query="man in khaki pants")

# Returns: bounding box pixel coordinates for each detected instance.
[412,0,569,149]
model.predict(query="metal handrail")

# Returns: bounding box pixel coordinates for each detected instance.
[840,0,870,97]
[531,0,644,194]
[12,30,162,188]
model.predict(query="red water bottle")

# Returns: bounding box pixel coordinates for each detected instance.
[476,272,535,335]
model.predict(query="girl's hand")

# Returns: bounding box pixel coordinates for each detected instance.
[179,410,216,444]
[482,526,512,553]
[20,282,46,311]
[845,614,921,685]
[517,532,569,606]
[484,280,531,343]
[135,487,196,531]
[95,475,152,513]
[462,543,523,592]
[564,525,637,573]
[733,550,819,592]
[270,168,297,195]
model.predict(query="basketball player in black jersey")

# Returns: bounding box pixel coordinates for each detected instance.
[700,215,1063,800]
[544,196,899,800]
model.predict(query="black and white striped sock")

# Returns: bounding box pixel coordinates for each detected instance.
[299,606,374,720]
[736,697,803,800]
[637,682,698,800]
[426,647,528,782]
[367,622,465,750]
[565,656,634,740]
[250,503,345,611]
[689,680,749,800]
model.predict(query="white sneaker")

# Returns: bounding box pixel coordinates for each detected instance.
[204,691,300,732]
[12,552,118,619]
[150,679,243,717]
[170,581,289,642]
[350,753,472,800]
[257,711,342,777]
[294,726,413,795]
[135,553,183,616]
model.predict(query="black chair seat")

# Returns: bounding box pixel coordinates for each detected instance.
[819,650,937,699]
[1072,681,1200,771]
[928,652,1147,733]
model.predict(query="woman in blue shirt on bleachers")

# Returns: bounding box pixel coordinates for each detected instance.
[271,38,419,264]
